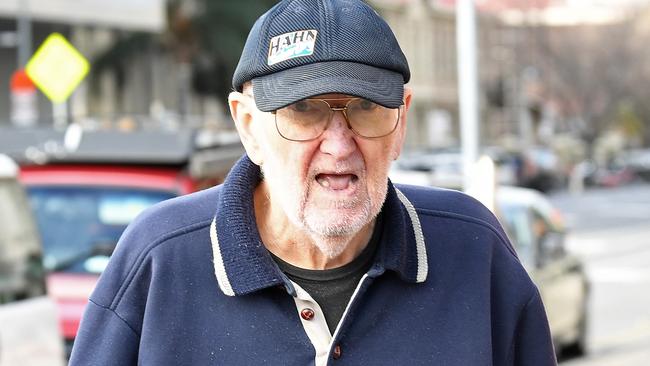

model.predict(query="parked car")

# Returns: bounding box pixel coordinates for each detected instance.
[391,146,564,191]
[518,147,565,192]
[578,159,635,188]
[0,127,243,357]
[496,186,589,357]
[0,154,65,366]
[621,148,650,181]
[19,164,194,355]
[390,148,464,190]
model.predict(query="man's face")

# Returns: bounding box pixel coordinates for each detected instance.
[234,91,410,256]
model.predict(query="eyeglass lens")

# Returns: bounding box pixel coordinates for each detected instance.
[275,99,399,141]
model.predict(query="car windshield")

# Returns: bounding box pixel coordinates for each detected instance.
[498,203,535,269]
[27,186,176,274]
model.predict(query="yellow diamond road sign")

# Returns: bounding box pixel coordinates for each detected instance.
[25,33,90,103]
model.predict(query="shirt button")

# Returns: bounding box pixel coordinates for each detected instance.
[333,344,342,360]
[300,308,315,320]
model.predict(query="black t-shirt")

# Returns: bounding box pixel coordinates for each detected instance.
[271,215,382,334]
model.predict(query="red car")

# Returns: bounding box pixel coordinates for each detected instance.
[3,127,243,357]
[19,164,197,355]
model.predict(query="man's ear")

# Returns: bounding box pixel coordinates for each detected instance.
[392,87,412,160]
[229,92,264,165]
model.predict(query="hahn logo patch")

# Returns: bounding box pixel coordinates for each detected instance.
[267,30,317,66]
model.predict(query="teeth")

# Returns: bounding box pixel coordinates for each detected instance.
[316,175,330,188]
[320,178,330,188]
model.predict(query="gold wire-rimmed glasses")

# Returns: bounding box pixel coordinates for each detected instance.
[238,94,401,142]
[272,97,401,142]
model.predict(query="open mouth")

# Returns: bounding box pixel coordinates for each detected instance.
[315,173,359,190]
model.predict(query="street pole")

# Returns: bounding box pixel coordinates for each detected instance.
[12,0,38,127]
[17,0,32,67]
[456,0,480,192]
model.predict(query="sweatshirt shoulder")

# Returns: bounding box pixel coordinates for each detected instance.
[394,183,515,256]
[89,185,222,306]
[130,184,222,237]
[114,184,222,260]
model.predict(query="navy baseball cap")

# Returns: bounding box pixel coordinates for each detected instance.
[232,0,410,112]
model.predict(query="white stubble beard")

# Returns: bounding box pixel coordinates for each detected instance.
[260,155,388,259]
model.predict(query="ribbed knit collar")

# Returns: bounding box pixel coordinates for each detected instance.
[210,155,428,297]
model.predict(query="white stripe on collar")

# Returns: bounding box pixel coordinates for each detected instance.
[395,188,428,283]
[210,217,235,296]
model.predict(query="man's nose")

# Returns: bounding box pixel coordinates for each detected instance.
[318,111,357,158]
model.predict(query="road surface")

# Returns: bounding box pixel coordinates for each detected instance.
[550,183,650,365]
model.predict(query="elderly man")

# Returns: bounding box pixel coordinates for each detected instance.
[70,0,556,365]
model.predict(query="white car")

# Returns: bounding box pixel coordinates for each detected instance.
[496,186,589,357]
[0,154,65,366]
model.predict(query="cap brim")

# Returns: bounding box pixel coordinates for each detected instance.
[251,61,404,112]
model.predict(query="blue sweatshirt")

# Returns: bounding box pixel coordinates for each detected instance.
[70,155,556,365]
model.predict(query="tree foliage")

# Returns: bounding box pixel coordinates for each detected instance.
[92,0,277,102]
[180,0,277,99]
[516,14,650,146]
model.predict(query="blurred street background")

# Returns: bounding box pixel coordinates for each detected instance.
[1,0,650,365]
[550,184,650,365]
